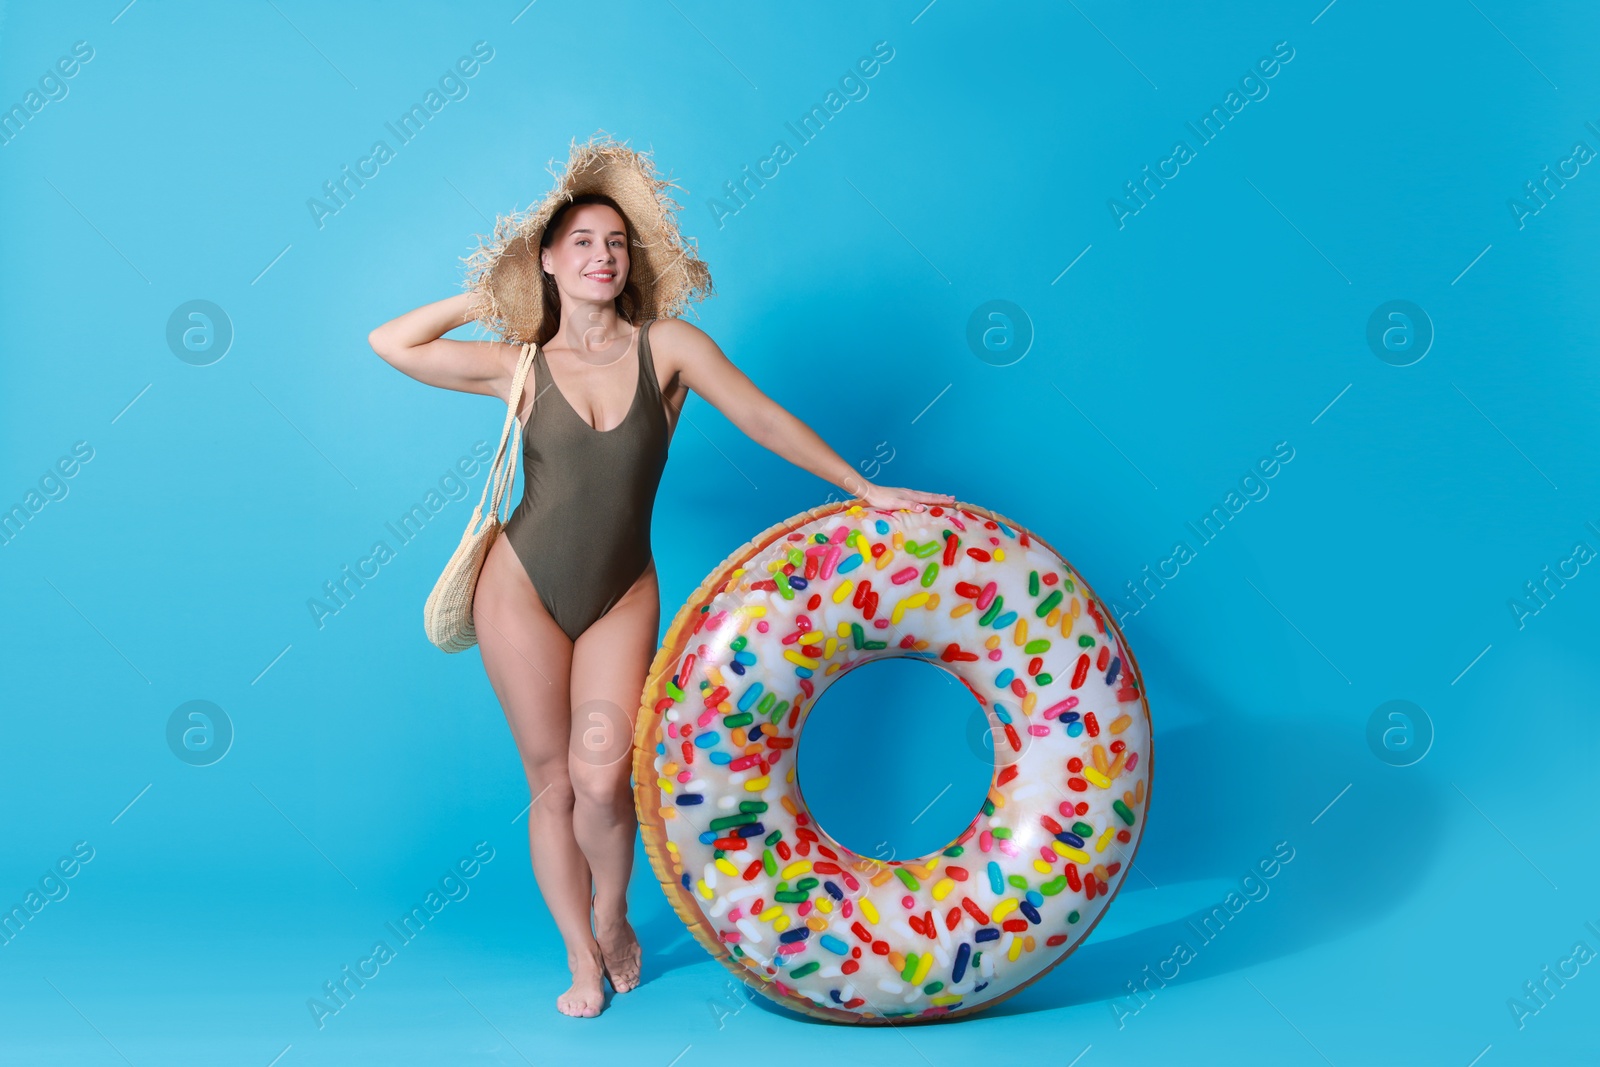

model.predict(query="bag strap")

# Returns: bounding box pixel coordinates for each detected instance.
[490,343,537,522]
[469,343,537,534]
[487,403,523,524]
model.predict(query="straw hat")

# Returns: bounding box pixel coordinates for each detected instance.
[461,131,714,344]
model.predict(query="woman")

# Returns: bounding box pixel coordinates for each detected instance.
[368,135,952,1018]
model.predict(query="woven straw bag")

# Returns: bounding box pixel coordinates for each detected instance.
[424,342,536,652]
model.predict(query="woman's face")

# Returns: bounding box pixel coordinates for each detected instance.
[540,202,629,307]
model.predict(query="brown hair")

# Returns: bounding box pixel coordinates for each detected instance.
[535,193,644,345]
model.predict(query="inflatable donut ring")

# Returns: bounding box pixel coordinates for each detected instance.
[631,500,1152,1023]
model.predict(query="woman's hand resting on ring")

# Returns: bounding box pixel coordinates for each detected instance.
[855,483,958,513]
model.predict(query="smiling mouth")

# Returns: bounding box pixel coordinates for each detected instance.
[585,271,617,282]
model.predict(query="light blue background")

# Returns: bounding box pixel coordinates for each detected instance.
[2,1,1597,1063]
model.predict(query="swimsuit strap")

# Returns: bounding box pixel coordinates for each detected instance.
[532,340,548,390]
[637,318,662,402]
[520,342,546,438]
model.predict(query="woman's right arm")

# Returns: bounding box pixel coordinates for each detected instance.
[367,292,519,400]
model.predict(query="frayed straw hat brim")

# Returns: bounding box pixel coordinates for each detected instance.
[461,131,714,344]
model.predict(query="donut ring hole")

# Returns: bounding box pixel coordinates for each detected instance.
[794,656,996,865]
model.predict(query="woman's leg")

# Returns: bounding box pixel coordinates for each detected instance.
[474,532,606,1017]
[567,561,660,992]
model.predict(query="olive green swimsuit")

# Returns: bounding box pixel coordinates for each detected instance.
[503,319,669,641]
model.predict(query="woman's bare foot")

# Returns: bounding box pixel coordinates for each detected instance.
[596,918,642,992]
[592,895,643,993]
[556,940,607,1018]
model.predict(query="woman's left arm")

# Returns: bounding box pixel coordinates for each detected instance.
[662,319,955,512]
